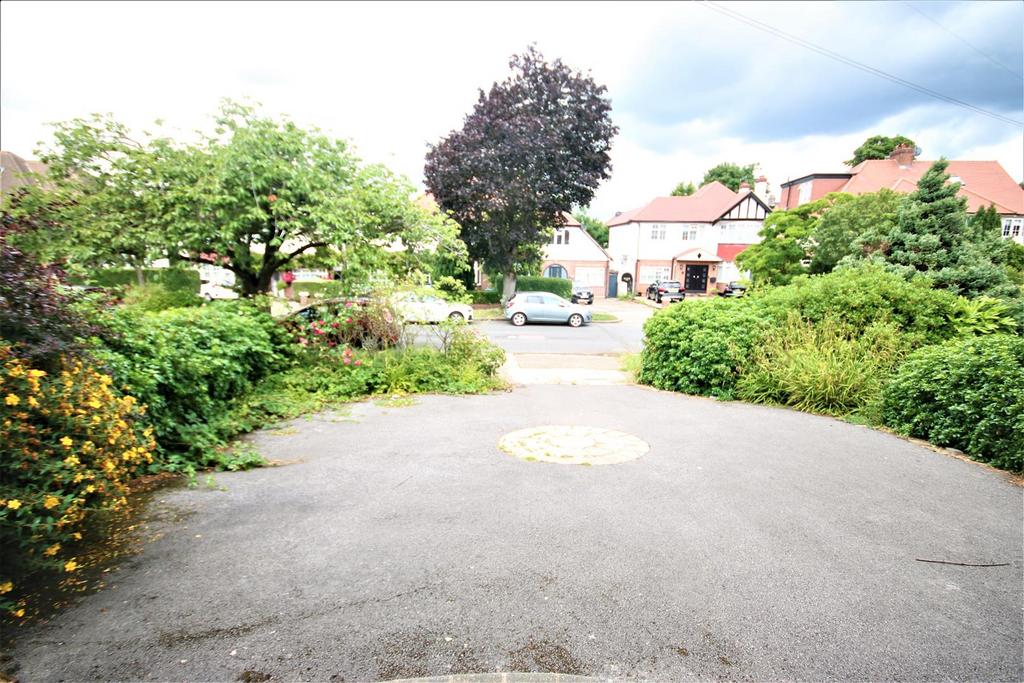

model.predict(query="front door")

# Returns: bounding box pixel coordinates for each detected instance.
[684,264,708,292]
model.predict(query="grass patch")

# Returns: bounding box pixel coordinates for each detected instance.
[592,312,618,322]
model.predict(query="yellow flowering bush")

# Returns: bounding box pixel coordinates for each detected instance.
[0,345,156,617]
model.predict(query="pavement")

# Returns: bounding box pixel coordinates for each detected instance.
[8,385,1023,682]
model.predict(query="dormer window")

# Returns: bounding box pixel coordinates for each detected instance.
[553,228,571,245]
[949,175,964,185]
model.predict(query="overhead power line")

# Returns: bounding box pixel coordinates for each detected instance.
[902,1,1023,81]
[701,1,1023,128]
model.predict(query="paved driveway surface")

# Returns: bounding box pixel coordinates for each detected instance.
[9,385,1022,682]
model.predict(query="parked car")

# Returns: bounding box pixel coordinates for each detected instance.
[392,293,473,323]
[570,283,594,305]
[504,291,592,327]
[718,282,747,298]
[645,280,685,304]
[200,279,239,301]
[288,296,374,322]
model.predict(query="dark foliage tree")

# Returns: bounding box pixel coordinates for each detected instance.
[700,163,756,192]
[0,202,99,371]
[845,135,916,166]
[424,46,617,299]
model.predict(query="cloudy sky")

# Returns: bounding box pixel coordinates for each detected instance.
[2,1,1021,219]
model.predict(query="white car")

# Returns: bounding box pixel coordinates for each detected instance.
[200,279,239,301]
[392,294,473,323]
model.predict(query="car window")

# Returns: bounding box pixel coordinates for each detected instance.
[525,295,544,304]
[542,295,563,305]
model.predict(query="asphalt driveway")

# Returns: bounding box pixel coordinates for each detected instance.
[8,385,1023,682]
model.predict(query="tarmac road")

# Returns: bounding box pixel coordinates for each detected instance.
[8,384,1022,682]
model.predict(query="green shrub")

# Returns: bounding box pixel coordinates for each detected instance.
[882,335,1024,470]
[122,282,202,312]
[80,268,200,293]
[277,280,346,300]
[947,296,1019,336]
[737,315,909,417]
[433,276,471,304]
[472,289,501,305]
[281,300,402,352]
[91,301,291,469]
[755,263,960,345]
[516,276,572,299]
[639,298,772,398]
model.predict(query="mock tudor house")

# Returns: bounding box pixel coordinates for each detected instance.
[605,182,771,296]
[778,144,1024,245]
[540,212,613,298]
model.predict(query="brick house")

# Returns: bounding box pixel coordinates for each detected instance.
[605,182,771,295]
[779,145,1024,245]
[540,212,613,298]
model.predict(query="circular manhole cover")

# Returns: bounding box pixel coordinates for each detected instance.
[498,425,649,466]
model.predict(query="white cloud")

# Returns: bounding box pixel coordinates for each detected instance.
[2,1,1021,223]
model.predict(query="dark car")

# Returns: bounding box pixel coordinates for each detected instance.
[645,280,685,304]
[571,283,594,305]
[718,282,748,298]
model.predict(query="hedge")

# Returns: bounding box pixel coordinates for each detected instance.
[515,276,572,299]
[277,280,346,300]
[882,334,1024,470]
[77,268,200,293]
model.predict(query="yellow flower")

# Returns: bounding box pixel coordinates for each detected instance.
[0,581,12,594]
[28,369,46,378]
[85,485,96,494]
[63,454,80,467]
[5,394,19,406]
[43,543,61,556]
[73,473,84,483]
[13,608,25,618]
[60,436,73,448]
[43,495,60,510]
[6,500,21,510]
[27,396,40,408]
[87,399,101,409]
[71,532,82,541]
[63,560,78,572]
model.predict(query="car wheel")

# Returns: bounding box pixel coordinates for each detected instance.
[511,312,527,326]
[568,313,584,328]
[448,311,464,321]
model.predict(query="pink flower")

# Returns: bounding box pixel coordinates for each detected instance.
[298,337,308,347]
[345,302,353,308]
[346,317,353,323]
[331,322,340,329]
[343,358,351,365]
[354,360,362,366]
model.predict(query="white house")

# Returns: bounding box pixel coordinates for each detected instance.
[540,213,614,297]
[606,181,771,295]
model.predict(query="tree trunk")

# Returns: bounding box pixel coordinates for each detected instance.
[502,270,517,302]
[134,266,145,286]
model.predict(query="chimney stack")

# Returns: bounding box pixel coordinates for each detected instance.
[889,144,916,168]
[738,180,752,194]
[754,175,769,201]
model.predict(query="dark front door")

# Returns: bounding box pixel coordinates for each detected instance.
[684,264,708,292]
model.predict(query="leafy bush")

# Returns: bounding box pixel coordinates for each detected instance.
[754,263,960,345]
[472,289,501,305]
[516,276,572,299]
[433,275,471,304]
[639,298,772,398]
[737,315,909,417]
[277,280,346,300]
[947,296,1019,336]
[282,300,402,352]
[90,301,290,469]
[882,335,1024,470]
[0,347,156,616]
[122,282,202,312]
[80,268,200,293]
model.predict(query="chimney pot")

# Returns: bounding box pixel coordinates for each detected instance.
[889,144,915,168]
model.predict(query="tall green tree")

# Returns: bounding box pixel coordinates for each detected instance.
[969,204,1002,236]
[701,163,756,192]
[736,196,838,284]
[573,211,609,248]
[845,135,916,166]
[21,102,463,296]
[671,181,696,197]
[424,46,617,300]
[810,189,902,273]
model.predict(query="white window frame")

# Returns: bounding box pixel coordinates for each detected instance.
[798,181,812,206]
[649,224,666,240]
[639,266,671,282]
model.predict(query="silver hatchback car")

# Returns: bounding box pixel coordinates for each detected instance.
[504,291,593,327]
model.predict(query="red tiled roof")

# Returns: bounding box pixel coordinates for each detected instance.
[559,211,581,227]
[716,243,751,262]
[841,159,1023,214]
[606,182,742,226]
